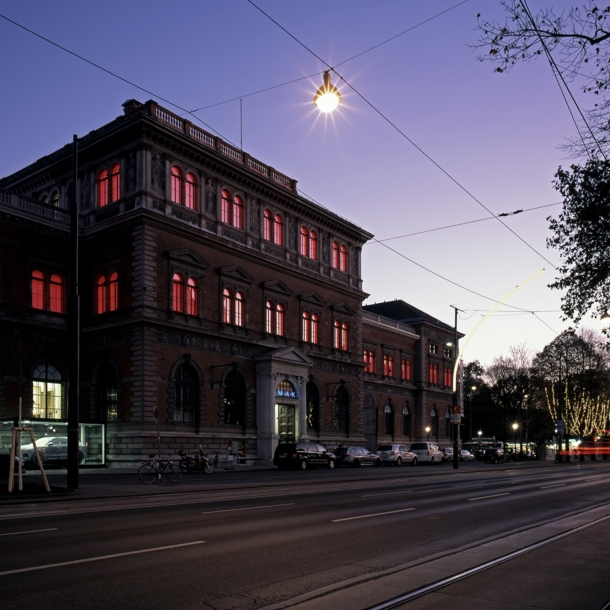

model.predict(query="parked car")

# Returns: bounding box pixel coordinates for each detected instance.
[273,442,336,470]
[459,449,475,462]
[333,446,382,467]
[377,444,417,466]
[409,442,444,465]
[20,437,85,465]
[442,447,454,462]
[483,447,506,464]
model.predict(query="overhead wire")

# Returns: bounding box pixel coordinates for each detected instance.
[246,0,558,271]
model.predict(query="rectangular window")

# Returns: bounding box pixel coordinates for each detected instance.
[429,363,439,384]
[444,367,452,387]
[444,346,453,358]
[401,358,412,381]
[429,343,438,355]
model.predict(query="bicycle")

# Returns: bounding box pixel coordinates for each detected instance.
[138,454,183,484]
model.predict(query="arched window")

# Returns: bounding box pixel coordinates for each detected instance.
[401,358,412,381]
[32,363,62,419]
[233,195,244,229]
[430,406,438,439]
[221,190,231,224]
[186,278,198,316]
[171,167,183,205]
[51,191,60,207]
[49,274,64,313]
[98,170,109,207]
[309,231,318,260]
[402,404,412,436]
[276,303,285,336]
[274,214,283,246]
[97,275,107,314]
[302,311,311,342]
[174,363,198,423]
[265,300,274,334]
[332,241,339,268]
[445,408,452,438]
[311,313,320,344]
[109,272,119,311]
[224,369,246,425]
[300,226,309,256]
[235,291,245,327]
[384,402,395,437]
[306,382,320,429]
[185,173,197,210]
[364,349,376,374]
[110,164,121,202]
[31,270,46,310]
[172,273,185,312]
[334,319,341,349]
[263,209,272,241]
[97,363,119,422]
[335,385,349,431]
[223,288,232,324]
[341,322,349,351]
[41,194,49,204]
[383,354,394,377]
[340,244,348,272]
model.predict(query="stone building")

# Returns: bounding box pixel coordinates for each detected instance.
[0,99,458,466]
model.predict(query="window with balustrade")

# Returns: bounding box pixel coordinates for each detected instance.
[98,164,120,207]
[220,190,244,229]
[300,227,318,260]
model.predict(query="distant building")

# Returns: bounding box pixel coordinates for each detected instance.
[0,100,458,466]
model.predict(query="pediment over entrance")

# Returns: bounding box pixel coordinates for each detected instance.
[253,345,314,367]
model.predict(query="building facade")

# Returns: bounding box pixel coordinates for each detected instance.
[0,100,458,466]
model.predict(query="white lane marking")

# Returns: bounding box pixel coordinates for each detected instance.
[202,503,294,514]
[361,490,414,498]
[584,477,603,482]
[332,508,415,522]
[0,528,58,537]
[540,483,566,489]
[468,493,511,501]
[0,541,205,577]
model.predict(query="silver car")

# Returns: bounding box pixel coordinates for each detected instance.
[377,443,417,466]
[21,437,85,464]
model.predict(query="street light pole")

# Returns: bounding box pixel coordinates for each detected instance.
[451,306,459,471]
[512,423,518,459]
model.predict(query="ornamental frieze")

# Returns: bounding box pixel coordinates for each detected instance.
[363,382,414,398]
[171,207,198,225]
[88,332,132,349]
[426,391,452,402]
[222,226,247,244]
[263,243,285,259]
[312,359,359,377]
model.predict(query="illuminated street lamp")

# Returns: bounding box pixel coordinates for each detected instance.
[314,70,342,113]
[425,425,431,441]
[512,422,519,458]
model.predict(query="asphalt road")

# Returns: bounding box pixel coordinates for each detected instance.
[2,462,610,610]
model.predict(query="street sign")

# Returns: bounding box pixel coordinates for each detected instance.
[451,404,462,424]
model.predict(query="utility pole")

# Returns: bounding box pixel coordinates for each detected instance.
[67,135,80,490]
[451,306,460,471]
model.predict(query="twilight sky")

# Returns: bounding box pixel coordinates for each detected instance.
[0,0,599,366]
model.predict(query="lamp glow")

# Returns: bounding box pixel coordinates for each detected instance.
[314,70,342,113]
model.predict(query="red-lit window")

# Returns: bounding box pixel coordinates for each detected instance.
[300,227,309,256]
[265,300,274,334]
[341,322,349,351]
[334,320,348,351]
[185,173,197,210]
[444,367,452,388]
[274,214,283,246]
[109,272,118,311]
[339,245,348,272]
[334,320,341,349]
[332,242,339,268]
[401,358,412,381]
[223,288,232,324]
[309,231,318,260]
[110,164,121,202]
[364,350,370,372]
[383,354,394,378]
[32,270,46,310]
[48,275,64,313]
[187,278,198,316]
[302,311,310,342]
[233,196,244,229]
[98,170,109,207]
[235,291,245,327]
[171,167,182,205]
[97,276,107,314]
[221,190,231,224]
[172,273,185,312]
[364,349,376,373]
[311,313,319,344]
[429,363,439,385]
[276,303,285,336]
[263,210,272,241]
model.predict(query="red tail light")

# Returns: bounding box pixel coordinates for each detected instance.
[427,451,430,456]
[292,452,298,459]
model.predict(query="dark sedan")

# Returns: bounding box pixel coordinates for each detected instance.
[333,446,382,467]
